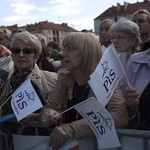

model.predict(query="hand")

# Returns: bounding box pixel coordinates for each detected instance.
[125,86,140,115]
[49,126,68,150]
[40,109,60,127]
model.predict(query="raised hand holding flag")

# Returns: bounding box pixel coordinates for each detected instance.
[88,43,130,106]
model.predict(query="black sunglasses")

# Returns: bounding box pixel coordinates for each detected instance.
[10,47,34,54]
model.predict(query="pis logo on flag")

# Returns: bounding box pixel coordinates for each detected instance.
[101,61,116,93]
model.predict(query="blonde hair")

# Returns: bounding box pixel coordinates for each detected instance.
[62,32,102,77]
[0,27,12,39]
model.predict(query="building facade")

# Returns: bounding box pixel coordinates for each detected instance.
[94,0,150,35]
[7,21,78,46]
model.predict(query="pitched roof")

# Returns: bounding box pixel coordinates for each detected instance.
[6,24,18,32]
[6,21,78,32]
[26,21,78,32]
[94,1,150,20]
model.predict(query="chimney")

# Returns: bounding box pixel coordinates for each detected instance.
[61,23,68,27]
[124,2,128,12]
[117,3,121,13]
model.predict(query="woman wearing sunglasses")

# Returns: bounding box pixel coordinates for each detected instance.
[0,31,58,149]
[40,32,129,149]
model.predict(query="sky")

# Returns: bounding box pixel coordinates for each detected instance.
[1,0,144,31]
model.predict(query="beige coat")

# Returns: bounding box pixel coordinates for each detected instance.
[44,72,129,139]
[0,63,58,106]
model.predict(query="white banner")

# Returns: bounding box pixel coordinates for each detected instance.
[11,78,43,121]
[74,97,121,149]
[88,44,126,106]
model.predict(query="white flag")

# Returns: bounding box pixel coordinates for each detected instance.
[88,44,128,106]
[74,97,121,149]
[11,78,43,121]
[101,45,107,54]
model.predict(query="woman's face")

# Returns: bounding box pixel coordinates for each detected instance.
[61,45,81,73]
[11,40,39,73]
[111,31,135,53]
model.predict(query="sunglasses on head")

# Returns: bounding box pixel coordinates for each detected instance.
[10,47,34,54]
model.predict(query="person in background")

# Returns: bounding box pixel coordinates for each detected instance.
[110,17,141,66]
[99,19,114,52]
[0,44,13,93]
[132,9,150,51]
[47,41,60,61]
[48,41,61,51]
[0,27,14,93]
[40,32,128,149]
[124,39,150,129]
[9,28,27,43]
[0,31,57,149]
[132,9,150,42]
[34,33,57,72]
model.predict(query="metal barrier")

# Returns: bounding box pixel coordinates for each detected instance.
[116,129,150,150]
[15,124,150,150]
[17,121,44,135]
[2,121,150,150]
[0,131,11,150]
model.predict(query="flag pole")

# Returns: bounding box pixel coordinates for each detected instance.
[59,98,90,115]
[111,44,131,87]
[0,94,12,108]
[0,77,30,108]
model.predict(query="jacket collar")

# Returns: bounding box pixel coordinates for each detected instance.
[131,48,150,66]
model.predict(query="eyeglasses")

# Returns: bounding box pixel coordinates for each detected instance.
[61,45,77,53]
[133,19,148,24]
[10,47,34,54]
[111,36,129,41]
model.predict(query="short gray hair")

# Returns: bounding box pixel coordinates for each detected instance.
[110,17,141,52]
[34,33,48,46]
[10,31,42,55]
[99,19,114,27]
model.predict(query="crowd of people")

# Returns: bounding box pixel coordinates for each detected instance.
[0,8,149,150]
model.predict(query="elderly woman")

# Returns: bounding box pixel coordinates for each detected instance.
[40,32,129,149]
[110,17,141,64]
[0,31,58,118]
[0,31,57,149]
